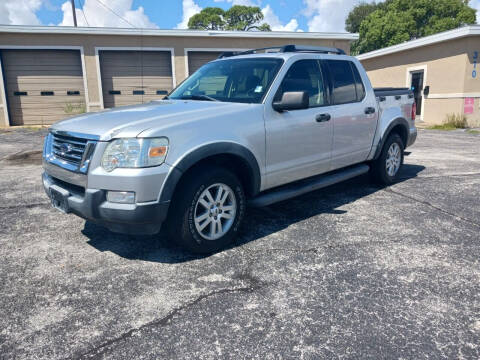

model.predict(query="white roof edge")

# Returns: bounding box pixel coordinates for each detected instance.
[357,25,480,60]
[0,24,359,41]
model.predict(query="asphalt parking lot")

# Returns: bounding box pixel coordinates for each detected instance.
[0,128,479,359]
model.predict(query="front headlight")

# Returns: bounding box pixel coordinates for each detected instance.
[101,137,168,172]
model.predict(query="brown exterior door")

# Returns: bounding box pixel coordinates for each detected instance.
[99,50,173,108]
[1,49,86,126]
[187,51,222,76]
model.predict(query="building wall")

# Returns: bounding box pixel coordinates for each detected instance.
[462,36,480,126]
[0,31,351,126]
[360,37,480,125]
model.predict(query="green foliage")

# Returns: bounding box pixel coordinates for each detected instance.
[348,0,476,54]
[428,113,468,130]
[188,5,271,31]
[188,7,225,30]
[345,1,385,33]
[64,102,86,115]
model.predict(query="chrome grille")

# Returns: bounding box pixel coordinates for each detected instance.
[44,131,98,174]
[52,133,88,166]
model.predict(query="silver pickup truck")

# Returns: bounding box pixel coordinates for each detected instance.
[42,45,417,253]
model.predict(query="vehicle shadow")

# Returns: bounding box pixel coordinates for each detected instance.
[83,164,425,264]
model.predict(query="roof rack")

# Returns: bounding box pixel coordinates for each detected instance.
[218,44,345,59]
[282,45,345,55]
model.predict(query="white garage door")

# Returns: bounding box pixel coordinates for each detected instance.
[2,49,86,126]
[187,51,222,75]
[99,50,173,108]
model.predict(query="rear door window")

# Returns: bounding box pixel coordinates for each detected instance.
[351,63,365,101]
[326,60,358,105]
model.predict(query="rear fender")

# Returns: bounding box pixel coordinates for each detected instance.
[372,117,409,160]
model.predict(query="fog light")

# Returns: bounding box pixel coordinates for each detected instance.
[106,191,135,204]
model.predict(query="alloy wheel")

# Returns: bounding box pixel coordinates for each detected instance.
[194,183,237,241]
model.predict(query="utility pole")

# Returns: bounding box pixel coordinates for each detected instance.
[70,0,78,27]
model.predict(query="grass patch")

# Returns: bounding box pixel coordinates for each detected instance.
[427,113,468,130]
[466,129,480,135]
[64,102,86,115]
[427,124,458,130]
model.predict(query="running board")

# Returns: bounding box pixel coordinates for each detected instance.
[249,164,370,207]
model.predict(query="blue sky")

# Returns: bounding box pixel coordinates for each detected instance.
[33,0,308,30]
[2,0,480,33]
[0,0,366,33]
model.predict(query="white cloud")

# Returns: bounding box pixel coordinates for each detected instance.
[177,0,202,29]
[59,0,157,28]
[303,0,364,32]
[213,0,257,5]
[0,0,42,25]
[262,4,299,32]
[471,0,480,23]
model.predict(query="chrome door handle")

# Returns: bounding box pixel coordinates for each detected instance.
[316,113,331,122]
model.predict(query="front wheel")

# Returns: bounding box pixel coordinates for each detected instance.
[167,166,246,254]
[371,133,404,185]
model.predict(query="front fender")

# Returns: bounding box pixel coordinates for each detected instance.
[159,142,261,203]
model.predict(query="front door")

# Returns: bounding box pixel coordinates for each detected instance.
[264,59,333,189]
[410,71,424,119]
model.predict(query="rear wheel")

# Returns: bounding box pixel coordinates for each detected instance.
[371,133,404,185]
[167,166,246,254]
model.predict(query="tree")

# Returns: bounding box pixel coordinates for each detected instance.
[188,5,271,31]
[345,1,385,33]
[224,5,271,31]
[352,0,476,54]
[188,7,225,30]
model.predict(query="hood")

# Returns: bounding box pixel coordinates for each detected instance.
[51,100,251,141]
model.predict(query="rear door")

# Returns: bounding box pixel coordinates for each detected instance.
[264,59,333,189]
[324,59,377,169]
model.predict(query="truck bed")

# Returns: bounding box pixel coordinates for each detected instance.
[374,87,413,98]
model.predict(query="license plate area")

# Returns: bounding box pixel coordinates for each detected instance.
[49,185,70,213]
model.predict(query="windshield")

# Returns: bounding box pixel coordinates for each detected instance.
[169,58,284,104]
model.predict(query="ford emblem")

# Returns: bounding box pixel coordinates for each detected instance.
[60,143,72,155]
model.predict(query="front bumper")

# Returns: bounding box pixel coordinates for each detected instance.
[42,172,169,235]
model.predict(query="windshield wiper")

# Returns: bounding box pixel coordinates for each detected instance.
[180,94,218,102]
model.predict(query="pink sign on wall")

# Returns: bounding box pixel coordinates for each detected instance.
[464,97,474,114]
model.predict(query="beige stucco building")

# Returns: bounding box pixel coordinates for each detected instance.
[358,25,480,126]
[0,25,357,127]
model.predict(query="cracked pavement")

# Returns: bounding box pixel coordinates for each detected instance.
[0,128,479,359]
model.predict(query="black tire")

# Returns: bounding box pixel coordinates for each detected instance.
[167,166,246,254]
[371,133,404,185]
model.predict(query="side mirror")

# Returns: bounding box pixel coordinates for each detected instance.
[272,91,309,112]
